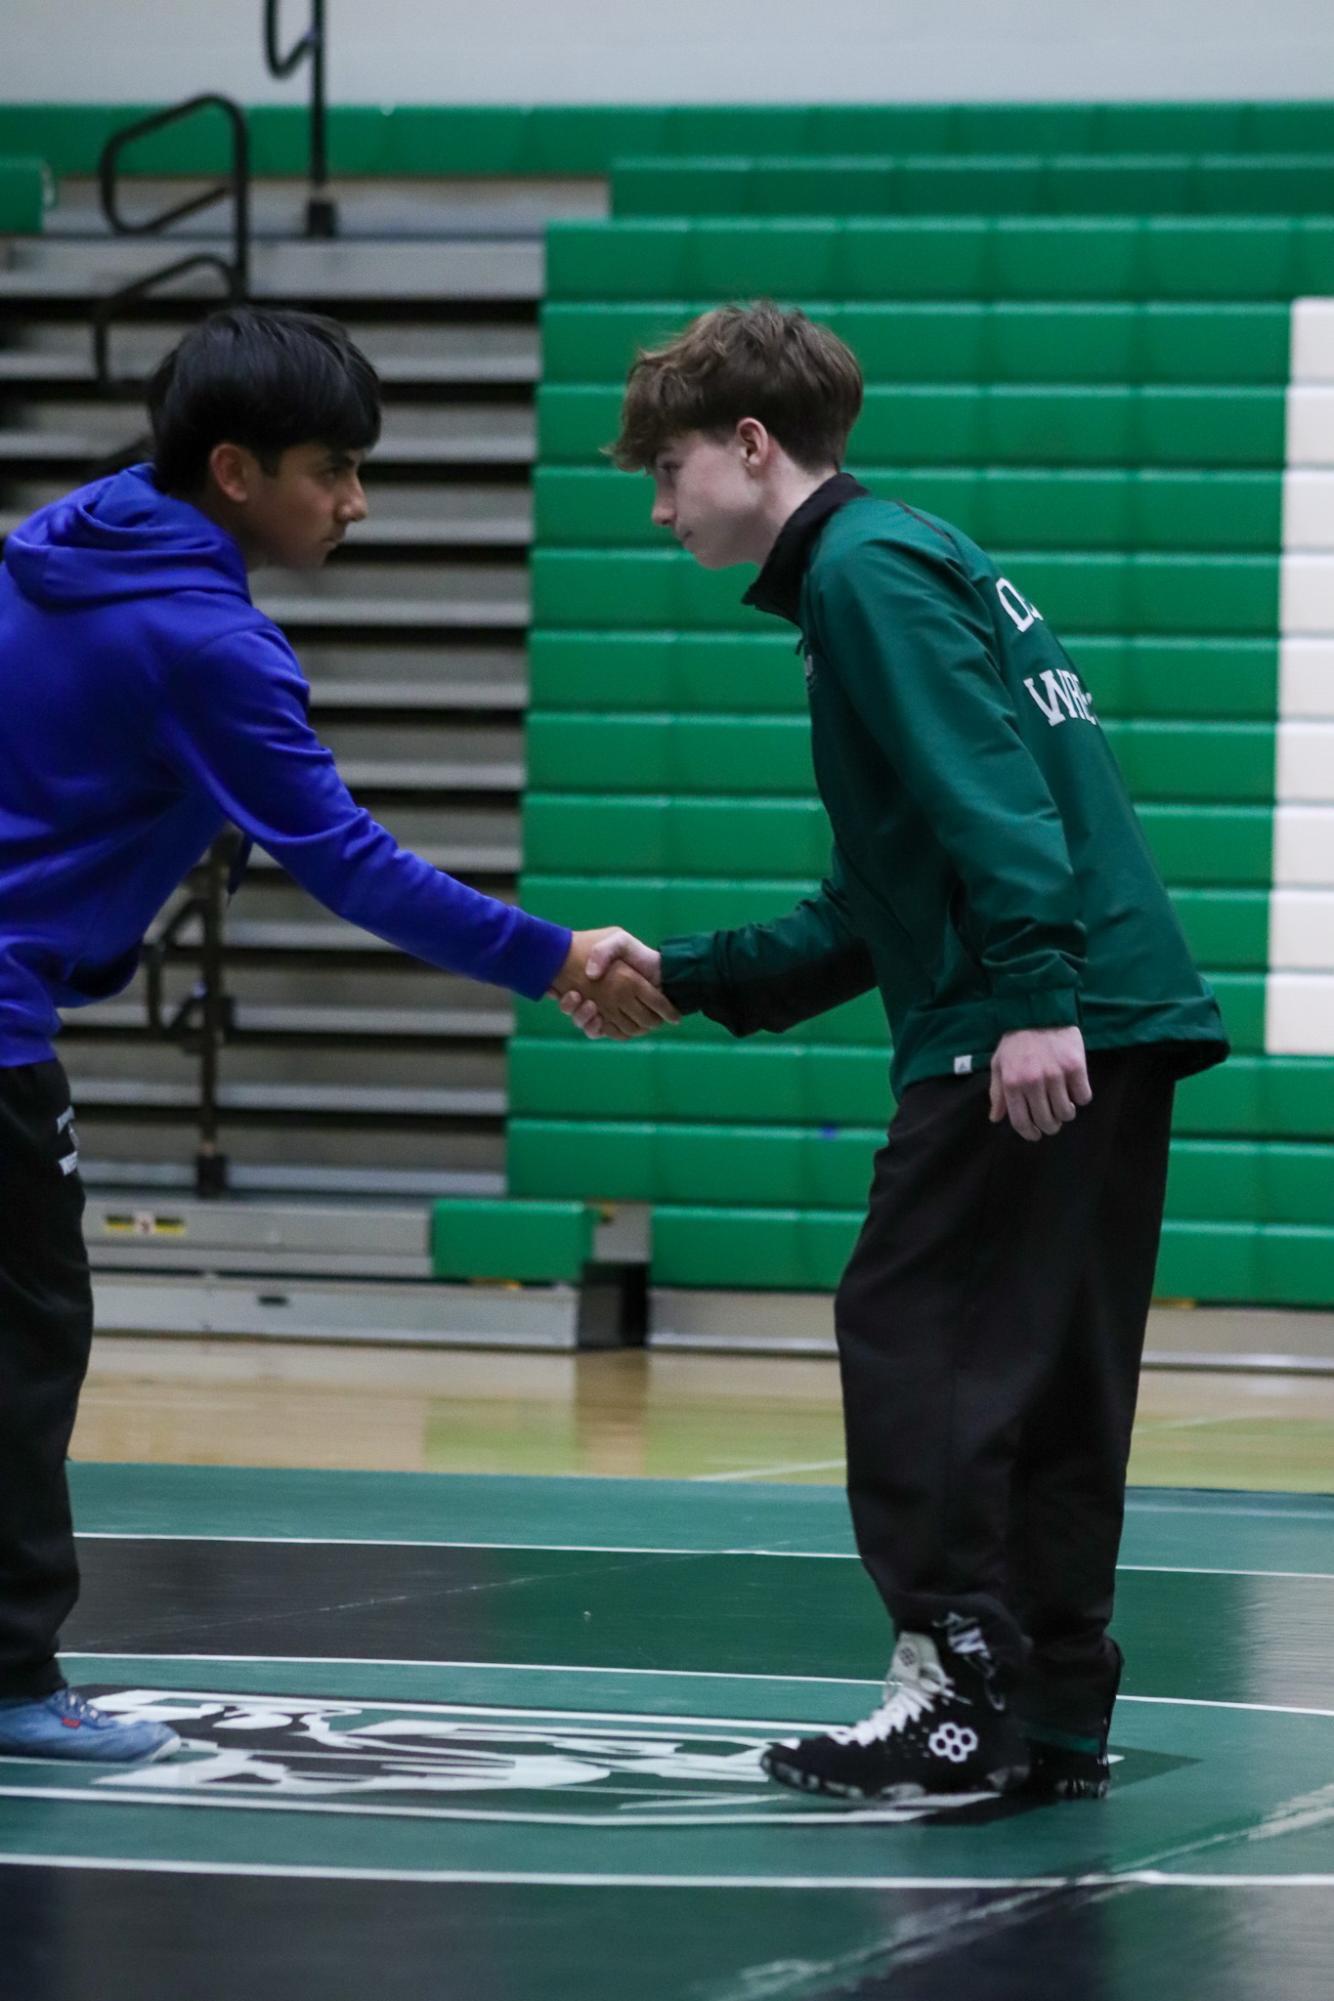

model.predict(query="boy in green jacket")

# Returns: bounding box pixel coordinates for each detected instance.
[569,302,1228,1803]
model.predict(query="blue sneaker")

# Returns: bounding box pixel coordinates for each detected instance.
[0,1689,181,1763]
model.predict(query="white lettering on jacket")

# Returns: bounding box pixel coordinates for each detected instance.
[1023,668,1100,729]
[996,578,1043,633]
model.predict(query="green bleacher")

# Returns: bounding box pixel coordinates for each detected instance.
[11,99,1334,180]
[8,95,1328,1305]
[0,156,47,232]
[512,125,1334,1308]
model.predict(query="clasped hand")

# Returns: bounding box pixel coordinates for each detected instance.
[547,928,677,1040]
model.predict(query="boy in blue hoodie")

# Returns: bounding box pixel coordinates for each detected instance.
[0,306,671,1763]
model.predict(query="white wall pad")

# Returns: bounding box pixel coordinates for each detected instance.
[1264,972,1334,1055]
[1268,888,1334,970]
[1284,387,1334,467]
[1281,472,1334,551]
[1290,301,1334,387]
[1273,805,1334,886]
[1278,639,1334,718]
[1275,720,1334,802]
[1279,554,1334,633]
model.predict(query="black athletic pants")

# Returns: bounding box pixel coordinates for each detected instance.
[834,1046,1175,1731]
[0,1060,93,1699]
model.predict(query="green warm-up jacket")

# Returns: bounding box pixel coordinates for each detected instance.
[658,478,1228,1095]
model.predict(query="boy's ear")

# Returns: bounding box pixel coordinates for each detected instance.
[736,417,772,468]
[207,441,258,506]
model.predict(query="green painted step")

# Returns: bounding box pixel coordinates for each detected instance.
[546,218,1334,303]
[511,971,1265,1052]
[510,1040,895,1127]
[535,467,1285,553]
[541,301,1292,386]
[1166,1141,1334,1226]
[1177,1054,1334,1138]
[510,1118,884,1207]
[612,153,1334,219]
[524,793,832,877]
[648,1204,1334,1305]
[538,383,1287,469]
[21,103,1334,182]
[532,547,1281,633]
[430,1197,594,1283]
[11,101,1334,179]
[532,548,1280,632]
[525,715,817,793]
[524,716,1277,802]
[508,1045,1312,1144]
[527,633,1278,720]
[652,1202,857,1289]
[508,1117,1333,1219]
[0,155,47,232]
[522,796,1272,886]
[520,874,1269,969]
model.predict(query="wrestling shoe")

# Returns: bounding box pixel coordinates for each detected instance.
[1019,1639,1124,1801]
[0,1689,181,1763]
[762,1614,1029,1802]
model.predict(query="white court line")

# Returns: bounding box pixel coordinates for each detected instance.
[1126,1499,1334,1521]
[690,1461,846,1482]
[60,1654,1334,1718]
[0,1782,920,1833]
[9,1687,844,1736]
[69,1534,1334,1581]
[0,1853,1331,1890]
[71,1532,854,1555]
[63,1650,882,1688]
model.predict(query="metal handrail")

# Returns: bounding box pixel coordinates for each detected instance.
[93,94,250,388]
[264,0,336,237]
[144,835,239,1198]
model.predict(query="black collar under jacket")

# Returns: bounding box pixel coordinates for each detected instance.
[741,472,870,626]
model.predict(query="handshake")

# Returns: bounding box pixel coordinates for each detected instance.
[547,928,679,1041]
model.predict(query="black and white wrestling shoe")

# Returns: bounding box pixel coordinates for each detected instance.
[762,1615,1029,1802]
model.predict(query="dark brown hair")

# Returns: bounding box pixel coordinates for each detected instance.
[609,302,863,473]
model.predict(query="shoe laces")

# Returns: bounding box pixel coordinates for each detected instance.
[830,1666,951,1748]
[52,1690,103,1725]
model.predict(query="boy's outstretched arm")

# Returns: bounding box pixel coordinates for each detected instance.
[156,624,675,1025]
[563,856,875,1040]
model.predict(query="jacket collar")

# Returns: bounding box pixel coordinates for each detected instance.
[742,472,869,625]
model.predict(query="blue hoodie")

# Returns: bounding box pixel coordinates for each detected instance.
[0,464,571,1066]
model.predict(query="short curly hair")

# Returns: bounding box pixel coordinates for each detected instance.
[609,301,863,473]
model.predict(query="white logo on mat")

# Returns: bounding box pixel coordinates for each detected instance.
[73,1689,999,1826]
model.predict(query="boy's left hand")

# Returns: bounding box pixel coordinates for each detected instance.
[989,1026,1092,1141]
[548,928,679,1040]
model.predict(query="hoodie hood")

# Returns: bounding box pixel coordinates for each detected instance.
[3,463,251,610]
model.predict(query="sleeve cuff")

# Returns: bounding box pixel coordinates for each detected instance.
[503,918,572,1001]
[658,934,711,1013]
[992,987,1082,1035]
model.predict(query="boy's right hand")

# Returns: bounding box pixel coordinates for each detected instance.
[549,928,679,1040]
[988,1025,1092,1141]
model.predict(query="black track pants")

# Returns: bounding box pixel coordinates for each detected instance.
[834,1046,1175,1719]
[0,1061,93,1698]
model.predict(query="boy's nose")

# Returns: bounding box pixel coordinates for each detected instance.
[651,497,674,528]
